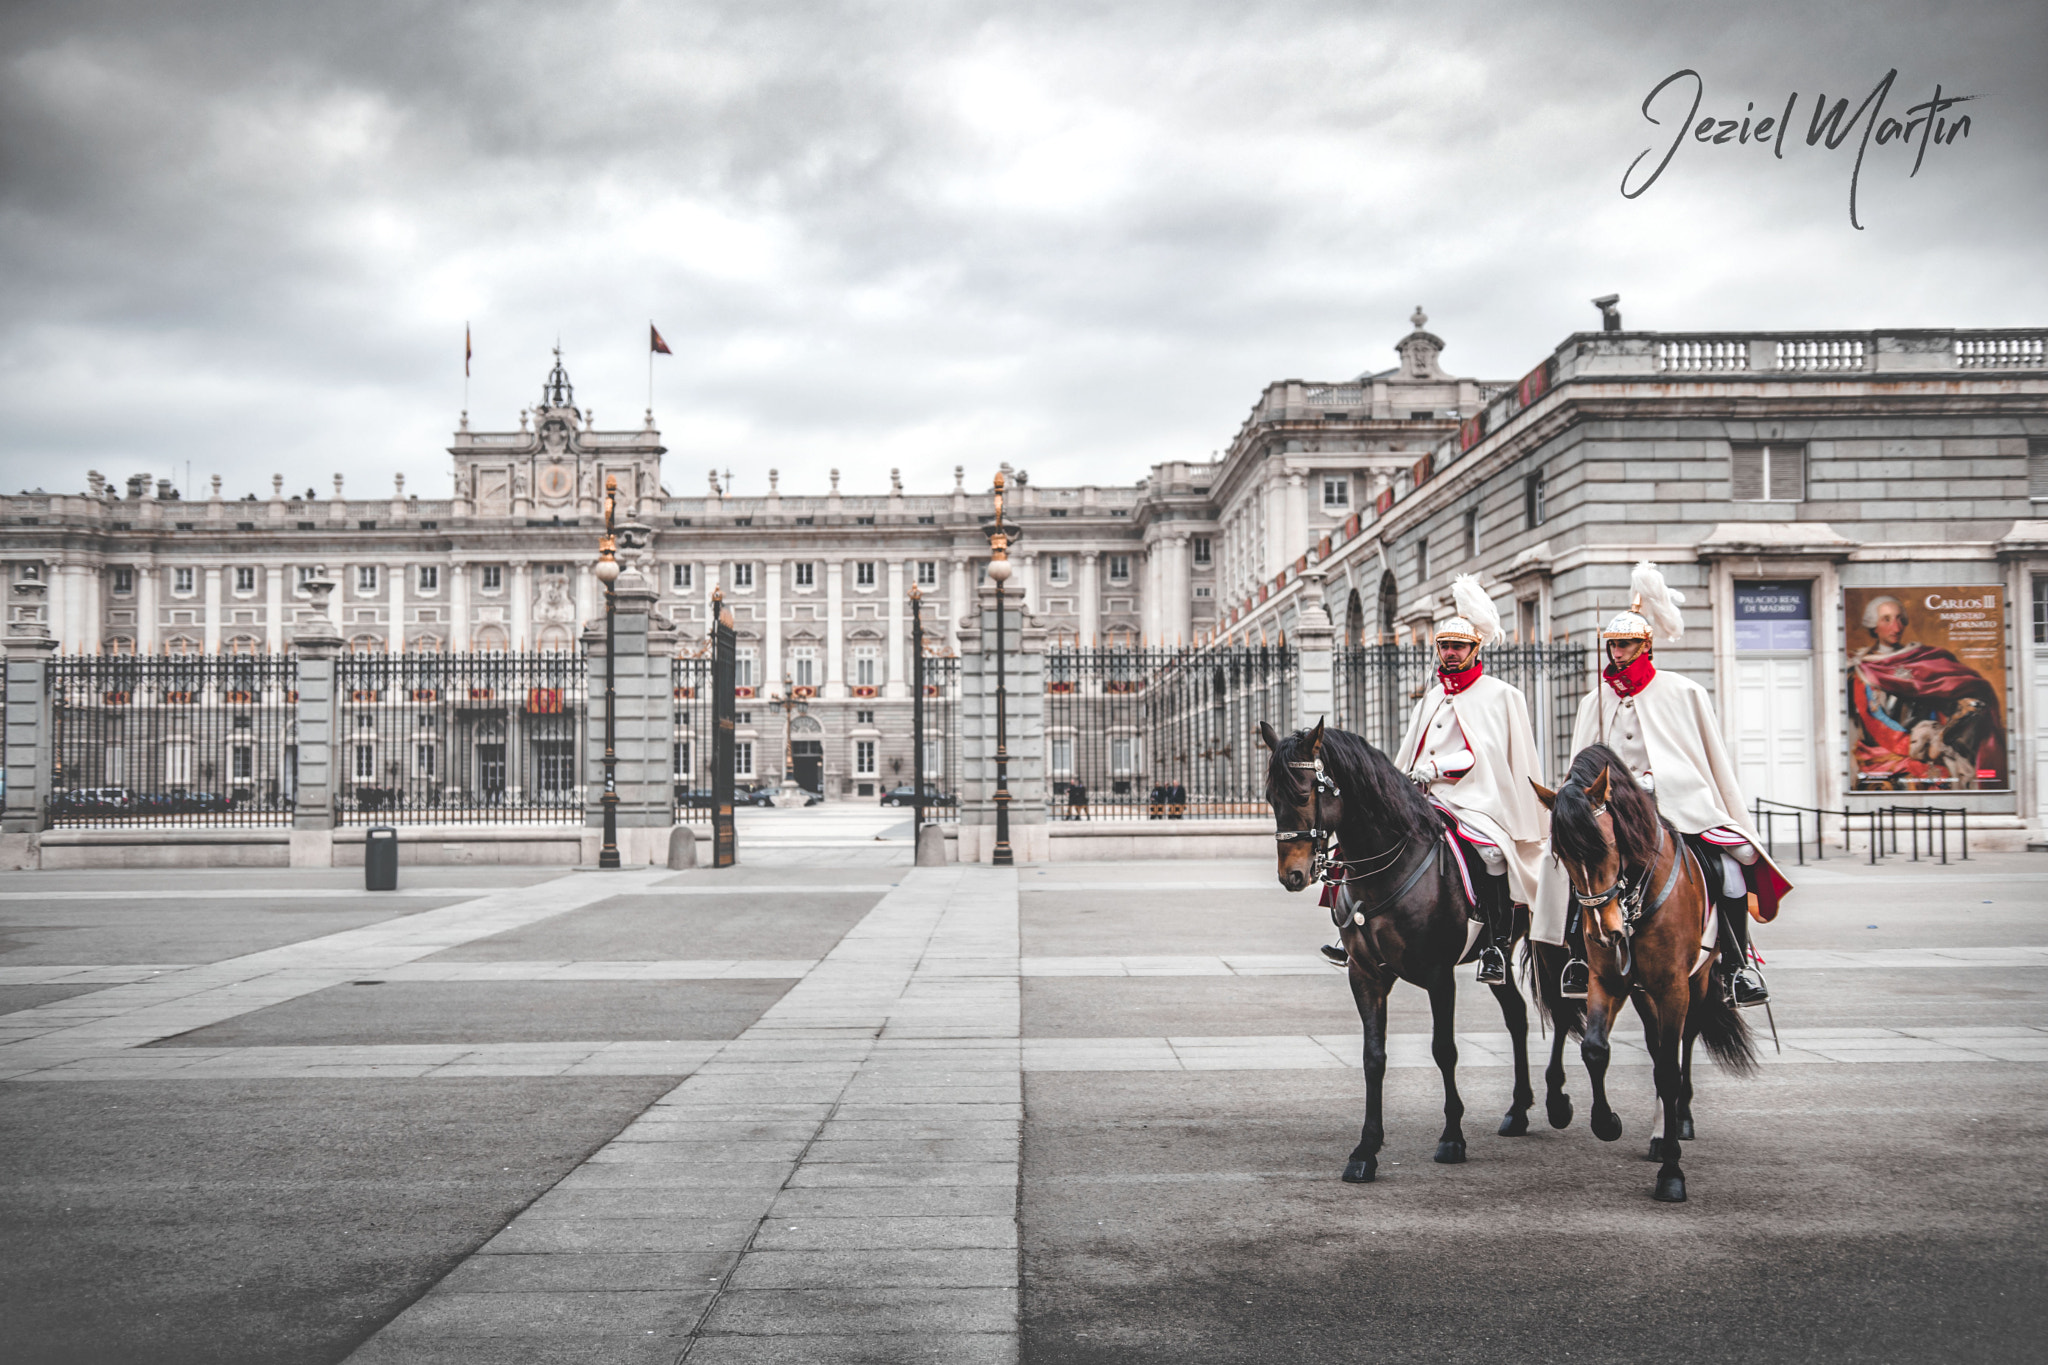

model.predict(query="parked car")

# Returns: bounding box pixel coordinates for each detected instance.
[880,785,956,807]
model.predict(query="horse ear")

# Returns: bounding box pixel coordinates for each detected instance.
[1258,721,1281,752]
[1529,778,1557,810]
[1308,717,1326,755]
[1588,767,1612,805]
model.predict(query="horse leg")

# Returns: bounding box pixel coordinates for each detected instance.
[1678,1028,1697,1141]
[1490,975,1533,1136]
[1649,1005,1688,1203]
[1344,967,1388,1183]
[1583,977,1623,1143]
[1429,971,1467,1163]
[1545,1021,1575,1129]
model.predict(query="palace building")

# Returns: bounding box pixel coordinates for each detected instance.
[1,319,1501,799]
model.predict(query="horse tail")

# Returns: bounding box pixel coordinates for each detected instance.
[1692,984,1759,1077]
[1525,939,1585,1040]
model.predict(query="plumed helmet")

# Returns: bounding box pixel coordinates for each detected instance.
[1602,561,1685,644]
[1436,574,1502,647]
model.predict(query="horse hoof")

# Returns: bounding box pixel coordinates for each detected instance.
[1342,1158,1378,1184]
[1647,1137,1668,1161]
[1679,1118,1696,1141]
[1590,1110,1623,1143]
[1654,1168,1687,1203]
[1546,1093,1574,1129]
[1434,1139,1467,1165]
[1498,1111,1530,1137]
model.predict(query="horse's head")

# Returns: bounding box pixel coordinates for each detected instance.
[1533,764,1627,943]
[1262,717,1335,893]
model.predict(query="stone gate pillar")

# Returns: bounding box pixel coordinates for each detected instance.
[958,580,1049,863]
[1294,568,1336,731]
[2,582,58,869]
[581,563,674,866]
[290,577,342,868]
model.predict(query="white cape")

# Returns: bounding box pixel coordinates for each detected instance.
[1394,672,1549,905]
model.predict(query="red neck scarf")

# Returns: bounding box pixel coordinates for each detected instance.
[1439,656,1485,695]
[1603,652,1656,697]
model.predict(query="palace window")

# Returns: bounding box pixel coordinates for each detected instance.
[1731,444,1806,502]
[917,561,937,587]
[1323,476,1350,510]
[481,565,502,592]
[1047,555,1071,584]
[674,740,691,779]
[1050,736,1074,777]
[731,563,754,589]
[112,568,133,594]
[854,644,879,687]
[231,745,253,780]
[672,563,693,591]
[1111,735,1139,774]
[414,743,436,779]
[855,740,877,776]
[1192,536,1211,565]
[1524,470,1547,529]
[734,740,755,779]
[357,565,379,594]
[171,567,195,596]
[417,565,439,592]
[355,744,377,780]
[855,562,877,588]
[735,645,757,688]
[791,645,818,687]
[1464,507,1480,561]
[1108,555,1131,582]
[234,566,256,594]
[296,566,318,591]
[794,562,815,588]
[1415,537,1430,583]
[856,708,875,725]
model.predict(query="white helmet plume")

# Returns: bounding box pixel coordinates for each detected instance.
[1447,573,1502,648]
[1629,560,1686,643]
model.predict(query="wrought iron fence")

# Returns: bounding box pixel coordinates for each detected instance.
[1334,642,1588,786]
[1046,644,1295,821]
[334,652,586,824]
[48,653,298,827]
[671,651,715,823]
[913,654,962,821]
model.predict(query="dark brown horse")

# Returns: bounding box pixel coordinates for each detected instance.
[1532,745,1757,1202]
[1262,719,1536,1183]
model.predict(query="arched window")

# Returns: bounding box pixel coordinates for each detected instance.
[1376,571,1398,644]
[536,624,572,654]
[1344,590,1365,648]
[474,624,508,655]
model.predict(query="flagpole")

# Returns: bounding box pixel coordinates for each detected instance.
[646,320,654,416]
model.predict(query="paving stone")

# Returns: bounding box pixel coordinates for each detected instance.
[683,1331,1017,1364]
[702,1285,1016,1334]
[751,1215,1018,1251]
[437,1251,739,1293]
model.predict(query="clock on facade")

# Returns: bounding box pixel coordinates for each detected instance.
[538,463,574,500]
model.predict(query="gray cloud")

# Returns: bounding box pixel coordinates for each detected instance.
[2,0,2042,501]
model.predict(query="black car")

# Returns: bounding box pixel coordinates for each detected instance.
[880,785,956,807]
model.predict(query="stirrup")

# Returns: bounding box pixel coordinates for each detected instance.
[1475,945,1507,985]
[1730,967,1770,1007]
[1559,957,1589,999]
[1319,943,1349,966]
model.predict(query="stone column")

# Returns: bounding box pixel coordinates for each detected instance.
[576,561,596,635]
[1294,567,1335,729]
[1019,553,1038,615]
[388,560,406,653]
[956,580,1049,863]
[948,556,968,651]
[200,566,221,654]
[1286,471,1309,563]
[764,562,783,687]
[825,559,845,698]
[265,565,285,654]
[885,560,906,697]
[1079,552,1101,644]
[512,562,532,650]
[449,560,470,653]
[136,564,159,654]
[2,582,58,867]
[290,577,343,868]
[579,566,674,865]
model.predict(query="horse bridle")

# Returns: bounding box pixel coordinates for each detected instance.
[1275,755,1404,888]
[1572,808,1688,972]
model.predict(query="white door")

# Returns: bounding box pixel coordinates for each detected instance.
[1733,657,1816,808]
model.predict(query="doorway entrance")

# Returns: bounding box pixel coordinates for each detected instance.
[1730,581,1817,808]
[792,740,824,794]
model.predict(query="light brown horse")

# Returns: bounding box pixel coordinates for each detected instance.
[1532,744,1755,1203]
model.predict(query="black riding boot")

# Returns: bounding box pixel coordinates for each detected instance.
[1475,874,1510,986]
[1719,893,1769,1006]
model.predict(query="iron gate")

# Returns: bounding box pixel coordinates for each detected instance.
[1334,642,1588,786]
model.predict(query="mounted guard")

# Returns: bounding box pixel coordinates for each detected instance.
[1329,574,1547,986]
[1535,561,1791,1006]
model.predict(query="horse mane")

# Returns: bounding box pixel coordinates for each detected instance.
[1266,724,1442,847]
[1551,743,1667,871]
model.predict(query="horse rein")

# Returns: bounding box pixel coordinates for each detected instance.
[1575,815,1691,975]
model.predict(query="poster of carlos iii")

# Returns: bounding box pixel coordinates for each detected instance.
[1845,587,2009,791]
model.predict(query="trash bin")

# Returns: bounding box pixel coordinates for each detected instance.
[364,825,399,892]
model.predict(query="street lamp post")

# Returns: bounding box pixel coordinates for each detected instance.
[986,474,1015,866]
[595,474,622,869]
[910,584,925,834]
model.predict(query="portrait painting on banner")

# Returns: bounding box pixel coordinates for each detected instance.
[1844,586,2009,792]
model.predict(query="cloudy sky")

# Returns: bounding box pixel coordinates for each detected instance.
[2,0,2042,503]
